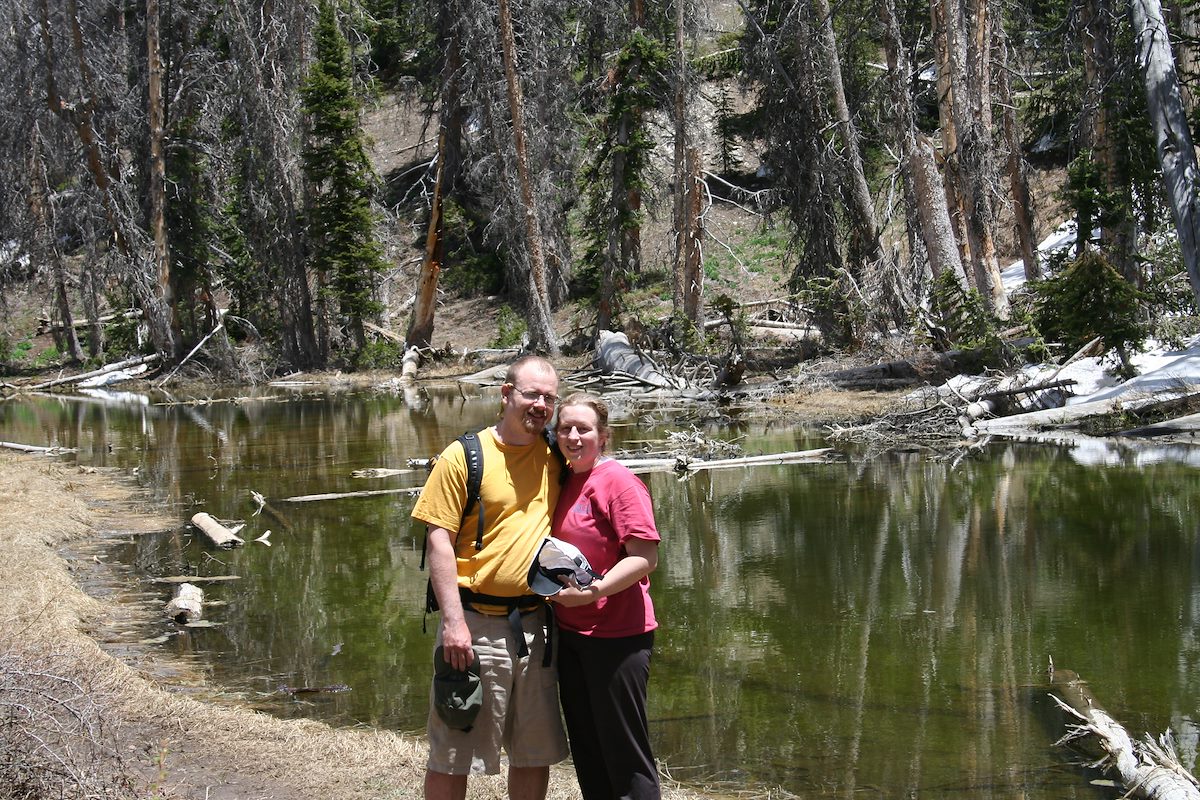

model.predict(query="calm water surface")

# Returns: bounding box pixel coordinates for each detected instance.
[4,384,1200,798]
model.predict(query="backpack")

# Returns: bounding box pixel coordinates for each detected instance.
[419,431,566,614]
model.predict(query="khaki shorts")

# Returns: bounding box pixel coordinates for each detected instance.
[426,609,568,775]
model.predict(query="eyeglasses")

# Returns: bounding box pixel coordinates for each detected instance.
[510,386,559,405]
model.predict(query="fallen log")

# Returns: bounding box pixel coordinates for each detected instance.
[248,490,294,533]
[37,308,142,334]
[364,321,405,344]
[78,362,153,388]
[595,330,683,389]
[399,346,420,383]
[151,575,241,584]
[680,447,833,472]
[190,512,245,548]
[1050,665,1200,799]
[0,441,77,454]
[157,320,225,388]
[28,354,162,391]
[279,487,424,503]
[164,582,203,623]
[351,468,417,478]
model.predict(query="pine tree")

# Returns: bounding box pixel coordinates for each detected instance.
[301,0,387,359]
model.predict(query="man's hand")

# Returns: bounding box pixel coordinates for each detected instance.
[426,526,474,670]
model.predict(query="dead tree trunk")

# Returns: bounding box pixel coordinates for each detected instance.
[408,136,444,351]
[1130,0,1200,307]
[497,0,558,355]
[670,0,704,329]
[879,0,967,289]
[931,0,972,279]
[1051,666,1200,800]
[27,124,84,362]
[813,0,885,289]
[146,0,179,359]
[958,0,1009,317]
[994,23,1039,281]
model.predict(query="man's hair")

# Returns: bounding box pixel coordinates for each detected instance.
[505,354,557,385]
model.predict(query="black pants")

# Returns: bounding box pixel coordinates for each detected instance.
[557,629,659,800]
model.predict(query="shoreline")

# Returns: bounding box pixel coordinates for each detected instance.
[3,451,716,800]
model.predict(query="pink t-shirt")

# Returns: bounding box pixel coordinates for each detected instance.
[551,459,660,637]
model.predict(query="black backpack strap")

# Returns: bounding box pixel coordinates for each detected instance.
[458,432,486,551]
[545,430,569,485]
[421,432,486,622]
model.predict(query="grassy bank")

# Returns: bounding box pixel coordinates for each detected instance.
[0,452,708,800]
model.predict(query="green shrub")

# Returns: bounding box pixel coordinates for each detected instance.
[1031,250,1147,376]
[927,269,999,350]
[353,340,403,370]
[492,306,527,348]
[33,345,61,368]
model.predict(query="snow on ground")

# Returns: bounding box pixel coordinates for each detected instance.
[956,223,1200,464]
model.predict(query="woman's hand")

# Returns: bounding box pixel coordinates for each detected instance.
[551,583,602,607]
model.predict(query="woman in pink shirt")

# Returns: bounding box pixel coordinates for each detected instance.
[551,392,661,800]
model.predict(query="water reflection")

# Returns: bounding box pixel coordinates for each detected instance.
[3,389,1200,798]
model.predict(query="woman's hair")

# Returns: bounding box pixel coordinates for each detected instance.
[557,392,610,439]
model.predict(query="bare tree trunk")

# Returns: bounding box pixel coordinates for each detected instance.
[1178,1,1200,115]
[994,23,1039,281]
[146,0,179,358]
[946,0,1009,317]
[408,136,444,349]
[1085,0,1140,283]
[682,147,704,324]
[671,0,704,329]
[812,0,884,285]
[879,0,966,288]
[39,0,177,359]
[27,124,84,362]
[497,0,558,354]
[1131,0,1200,306]
[931,0,972,280]
[224,0,319,368]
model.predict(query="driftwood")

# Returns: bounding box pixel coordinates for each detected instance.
[1050,665,1200,799]
[28,354,161,391]
[78,362,153,388]
[248,489,293,532]
[156,321,225,387]
[351,467,417,478]
[364,321,405,344]
[0,441,77,454]
[458,363,510,385]
[276,683,351,695]
[152,575,241,584]
[595,330,684,389]
[190,512,245,548]
[400,346,420,383]
[279,487,424,503]
[164,582,203,623]
[37,308,142,334]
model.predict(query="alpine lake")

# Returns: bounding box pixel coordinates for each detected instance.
[5,381,1200,799]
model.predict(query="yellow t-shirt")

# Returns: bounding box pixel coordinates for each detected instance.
[412,429,562,601]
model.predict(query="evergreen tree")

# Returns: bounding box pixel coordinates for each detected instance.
[301,0,388,359]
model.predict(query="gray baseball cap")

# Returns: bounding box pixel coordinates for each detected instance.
[527,537,600,596]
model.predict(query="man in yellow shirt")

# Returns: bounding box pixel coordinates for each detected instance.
[412,354,567,800]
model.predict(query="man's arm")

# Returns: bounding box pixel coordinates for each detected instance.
[426,525,473,670]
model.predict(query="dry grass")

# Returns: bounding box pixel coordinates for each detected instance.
[0,453,715,800]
